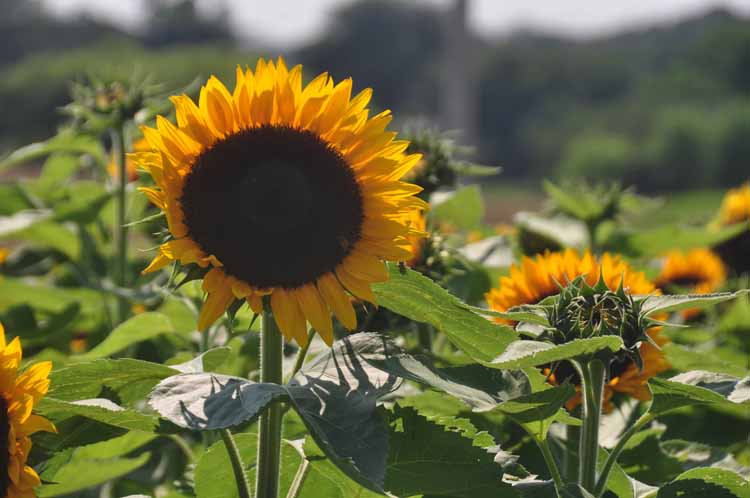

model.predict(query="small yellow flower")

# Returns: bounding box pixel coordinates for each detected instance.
[486,249,670,408]
[134,57,426,345]
[0,322,56,498]
[718,183,750,226]
[0,248,9,266]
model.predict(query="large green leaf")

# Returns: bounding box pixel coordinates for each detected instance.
[648,371,750,417]
[491,385,577,440]
[367,351,531,412]
[656,468,750,498]
[607,223,747,258]
[2,220,81,260]
[37,397,163,432]
[38,449,151,497]
[49,358,176,406]
[373,264,517,362]
[149,373,286,430]
[661,440,750,479]
[194,433,302,498]
[287,333,397,494]
[0,131,106,171]
[638,291,750,316]
[299,438,384,498]
[430,185,485,230]
[384,405,519,498]
[514,212,589,251]
[0,277,105,329]
[487,337,624,370]
[79,312,177,359]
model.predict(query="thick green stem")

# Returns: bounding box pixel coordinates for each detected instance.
[256,306,284,498]
[578,359,606,492]
[564,415,580,481]
[593,413,653,497]
[220,429,253,498]
[110,127,129,325]
[537,439,564,494]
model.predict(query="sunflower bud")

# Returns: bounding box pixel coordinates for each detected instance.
[545,273,655,368]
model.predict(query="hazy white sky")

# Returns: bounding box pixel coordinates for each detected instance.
[44,0,750,47]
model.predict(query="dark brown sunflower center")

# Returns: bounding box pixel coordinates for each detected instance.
[664,276,704,289]
[180,125,364,289]
[0,396,9,497]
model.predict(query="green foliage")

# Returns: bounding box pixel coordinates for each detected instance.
[373,264,518,362]
[384,405,518,498]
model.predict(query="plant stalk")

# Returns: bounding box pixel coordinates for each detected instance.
[220,429,253,498]
[285,459,311,498]
[110,126,129,325]
[593,413,653,497]
[537,439,564,494]
[416,322,433,351]
[256,306,284,498]
[578,359,606,492]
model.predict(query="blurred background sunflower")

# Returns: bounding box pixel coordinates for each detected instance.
[485,249,670,409]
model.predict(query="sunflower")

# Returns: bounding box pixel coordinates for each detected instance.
[656,248,726,295]
[486,249,670,407]
[134,57,426,346]
[485,249,655,318]
[0,322,56,498]
[718,183,750,226]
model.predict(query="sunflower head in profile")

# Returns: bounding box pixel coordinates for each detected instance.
[0,322,56,498]
[134,57,426,346]
[718,183,750,226]
[485,249,670,409]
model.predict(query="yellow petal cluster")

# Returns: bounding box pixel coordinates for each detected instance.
[486,249,669,407]
[134,57,426,345]
[0,323,56,498]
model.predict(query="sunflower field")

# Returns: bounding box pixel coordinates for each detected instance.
[0,55,748,498]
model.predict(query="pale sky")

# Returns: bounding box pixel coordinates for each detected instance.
[44,0,750,48]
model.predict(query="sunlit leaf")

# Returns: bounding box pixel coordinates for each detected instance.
[373,264,517,362]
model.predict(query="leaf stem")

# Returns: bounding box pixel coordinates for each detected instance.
[593,413,653,497]
[416,322,433,351]
[289,330,315,379]
[537,438,564,494]
[220,429,253,498]
[577,358,606,492]
[284,459,311,498]
[110,126,129,325]
[256,304,284,498]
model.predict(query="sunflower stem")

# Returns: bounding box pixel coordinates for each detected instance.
[256,305,284,498]
[564,417,580,481]
[593,413,653,497]
[110,126,129,325]
[577,358,606,493]
[221,429,253,498]
[536,438,564,495]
